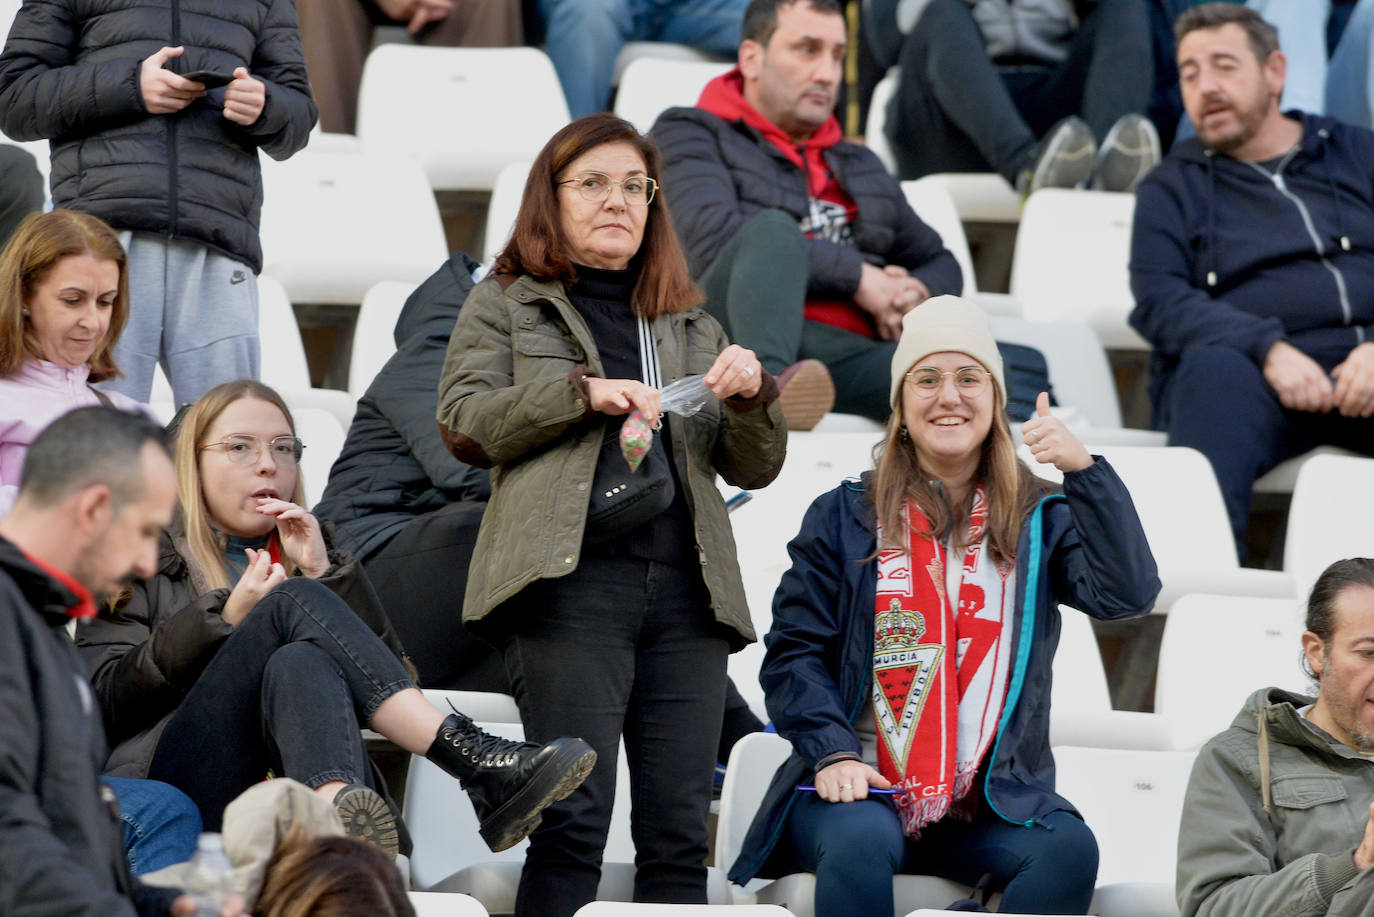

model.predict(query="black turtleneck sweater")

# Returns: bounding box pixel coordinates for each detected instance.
[569,264,697,570]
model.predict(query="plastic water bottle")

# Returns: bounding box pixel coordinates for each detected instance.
[184,833,235,916]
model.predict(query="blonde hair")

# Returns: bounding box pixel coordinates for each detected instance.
[869,384,1050,564]
[0,210,130,381]
[174,380,305,591]
[254,824,414,917]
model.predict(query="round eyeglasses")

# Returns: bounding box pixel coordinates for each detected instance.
[558,172,657,205]
[200,434,304,465]
[904,366,990,399]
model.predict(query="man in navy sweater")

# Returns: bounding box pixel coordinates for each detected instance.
[1129,3,1374,551]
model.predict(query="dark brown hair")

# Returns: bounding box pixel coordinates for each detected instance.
[1174,3,1279,63]
[0,209,130,382]
[1302,558,1374,679]
[254,824,414,917]
[493,112,702,318]
[742,0,844,46]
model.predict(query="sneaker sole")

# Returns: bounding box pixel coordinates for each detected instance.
[334,784,400,859]
[1029,118,1096,195]
[778,361,835,431]
[478,739,597,852]
[1091,116,1161,193]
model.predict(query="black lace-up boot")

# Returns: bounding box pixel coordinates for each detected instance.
[425,712,597,852]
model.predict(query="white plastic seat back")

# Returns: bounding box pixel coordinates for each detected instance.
[902,177,976,296]
[613,57,734,134]
[1052,744,1196,912]
[421,689,521,725]
[259,149,447,304]
[865,68,899,173]
[725,431,884,717]
[1010,189,1148,350]
[575,905,788,916]
[611,40,723,85]
[1021,445,1296,612]
[483,160,532,264]
[988,316,1121,428]
[292,407,345,509]
[349,281,419,396]
[257,275,312,392]
[1285,454,1374,595]
[408,891,490,916]
[1154,594,1309,750]
[357,46,569,191]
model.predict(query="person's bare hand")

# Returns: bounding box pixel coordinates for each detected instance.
[140,47,205,114]
[1332,342,1374,418]
[374,0,420,22]
[854,263,906,340]
[255,498,328,578]
[222,548,287,627]
[1355,801,1374,871]
[407,0,454,32]
[170,893,248,916]
[222,67,265,125]
[703,344,762,400]
[1264,340,1335,413]
[1020,392,1093,473]
[882,264,931,315]
[587,378,661,426]
[814,759,891,803]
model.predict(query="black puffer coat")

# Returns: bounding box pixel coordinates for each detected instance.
[0,0,317,272]
[75,519,409,780]
[314,251,492,561]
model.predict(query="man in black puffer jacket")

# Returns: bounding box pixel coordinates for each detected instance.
[0,0,316,407]
[651,0,961,428]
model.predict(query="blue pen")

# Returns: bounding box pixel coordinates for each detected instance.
[795,785,900,795]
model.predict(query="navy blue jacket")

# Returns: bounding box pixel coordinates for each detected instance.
[1129,112,1374,401]
[729,458,1159,884]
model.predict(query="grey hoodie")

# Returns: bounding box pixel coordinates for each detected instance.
[893,0,1079,65]
[1177,687,1374,917]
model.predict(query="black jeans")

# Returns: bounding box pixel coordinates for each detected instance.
[888,0,1154,182]
[361,501,510,692]
[499,555,730,917]
[147,577,412,829]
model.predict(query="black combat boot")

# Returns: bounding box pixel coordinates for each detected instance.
[425,712,597,852]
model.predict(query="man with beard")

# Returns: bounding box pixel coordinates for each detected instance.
[1129,3,1374,555]
[0,407,241,916]
[651,0,963,428]
[1177,557,1374,917]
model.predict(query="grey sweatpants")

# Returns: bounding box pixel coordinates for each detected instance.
[105,232,260,406]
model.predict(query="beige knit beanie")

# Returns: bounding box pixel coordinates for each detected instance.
[888,295,1004,409]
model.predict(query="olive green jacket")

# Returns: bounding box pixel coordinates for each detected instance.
[435,273,787,646]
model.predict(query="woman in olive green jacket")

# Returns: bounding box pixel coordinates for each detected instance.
[436,114,786,917]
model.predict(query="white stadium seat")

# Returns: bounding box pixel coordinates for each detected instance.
[357,46,568,191]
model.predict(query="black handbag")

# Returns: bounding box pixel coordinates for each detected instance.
[583,418,675,544]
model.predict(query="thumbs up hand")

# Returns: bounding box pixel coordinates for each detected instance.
[1019,391,1092,473]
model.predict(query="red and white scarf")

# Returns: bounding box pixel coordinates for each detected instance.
[872,484,1014,836]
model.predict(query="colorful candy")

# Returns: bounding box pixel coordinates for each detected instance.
[620,411,653,470]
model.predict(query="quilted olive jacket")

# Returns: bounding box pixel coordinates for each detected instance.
[435,273,787,647]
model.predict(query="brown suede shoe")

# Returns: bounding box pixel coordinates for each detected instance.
[776,359,835,431]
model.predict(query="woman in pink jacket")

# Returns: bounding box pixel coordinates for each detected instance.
[0,210,149,518]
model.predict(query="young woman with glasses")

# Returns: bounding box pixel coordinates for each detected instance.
[76,379,595,857]
[729,296,1161,916]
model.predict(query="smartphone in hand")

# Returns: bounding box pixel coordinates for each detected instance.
[181,69,234,89]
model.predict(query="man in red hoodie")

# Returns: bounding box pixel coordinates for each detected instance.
[651,0,963,428]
